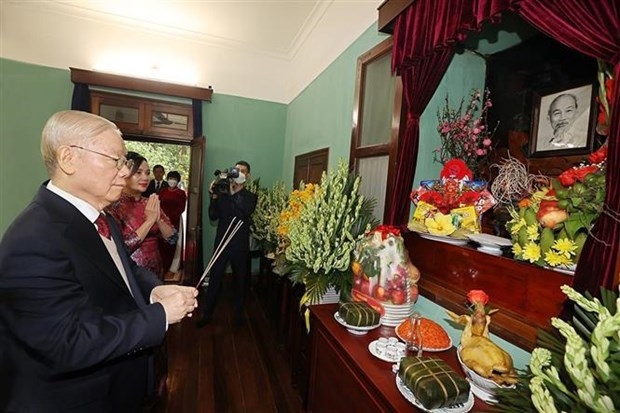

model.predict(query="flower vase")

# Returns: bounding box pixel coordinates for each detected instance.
[317,285,339,305]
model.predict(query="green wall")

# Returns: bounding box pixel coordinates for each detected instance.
[282,23,390,185]
[202,93,286,252]
[0,59,73,235]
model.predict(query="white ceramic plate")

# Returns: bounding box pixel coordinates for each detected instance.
[395,376,474,413]
[395,320,453,352]
[466,233,513,248]
[417,232,469,246]
[368,340,400,363]
[476,246,503,256]
[467,379,497,404]
[546,264,576,275]
[333,312,381,335]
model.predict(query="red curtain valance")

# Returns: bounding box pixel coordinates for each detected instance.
[389,0,620,294]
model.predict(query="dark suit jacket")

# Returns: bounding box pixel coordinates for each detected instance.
[142,180,169,197]
[0,185,167,412]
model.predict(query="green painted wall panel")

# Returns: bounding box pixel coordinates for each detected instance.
[282,23,389,186]
[0,59,72,235]
[202,93,286,255]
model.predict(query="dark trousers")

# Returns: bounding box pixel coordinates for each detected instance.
[200,247,249,320]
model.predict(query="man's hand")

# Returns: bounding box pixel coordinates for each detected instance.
[151,285,198,324]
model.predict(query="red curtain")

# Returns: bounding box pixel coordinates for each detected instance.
[386,49,454,225]
[387,0,477,225]
[390,0,620,291]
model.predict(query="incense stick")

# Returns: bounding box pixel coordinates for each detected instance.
[195,217,243,288]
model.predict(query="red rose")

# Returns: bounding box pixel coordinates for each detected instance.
[467,290,489,306]
[588,146,608,164]
[558,169,577,187]
[440,159,473,181]
[573,165,599,183]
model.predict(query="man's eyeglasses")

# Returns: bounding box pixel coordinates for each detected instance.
[70,145,134,170]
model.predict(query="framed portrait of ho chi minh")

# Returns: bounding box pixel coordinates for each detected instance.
[528,82,597,158]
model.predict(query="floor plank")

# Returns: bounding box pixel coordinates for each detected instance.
[156,276,303,412]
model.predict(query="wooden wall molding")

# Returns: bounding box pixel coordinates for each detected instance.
[70,68,213,102]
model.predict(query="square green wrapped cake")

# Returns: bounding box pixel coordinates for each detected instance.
[398,356,470,409]
[338,302,380,327]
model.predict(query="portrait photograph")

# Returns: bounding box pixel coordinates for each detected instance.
[529,82,596,157]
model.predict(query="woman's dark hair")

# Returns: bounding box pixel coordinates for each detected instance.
[126,151,147,176]
[167,171,181,181]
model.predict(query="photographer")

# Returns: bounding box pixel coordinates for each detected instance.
[196,161,257,327]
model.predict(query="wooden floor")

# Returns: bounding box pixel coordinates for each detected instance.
[156,276,304,413]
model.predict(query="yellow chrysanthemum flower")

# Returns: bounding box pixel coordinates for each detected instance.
[522,242,541,263]
[553,238,577,258]
[526,224,540,242]
[512,243,523,258]
[425,213,456,236]
[544,250,565,267]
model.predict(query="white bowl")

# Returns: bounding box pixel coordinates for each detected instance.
[456,347,511,392]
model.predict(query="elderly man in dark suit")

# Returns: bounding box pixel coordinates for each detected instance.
[0,110,198,412]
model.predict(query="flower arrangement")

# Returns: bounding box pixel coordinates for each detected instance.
[272,182,316,274]
[408,159,496,237]
[283,160,378,306]
[250,181,289,256]
[435,88,498,176]
[492,285,620,413]
[506,146,607,270]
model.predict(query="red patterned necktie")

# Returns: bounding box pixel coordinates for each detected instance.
[95,213,111,239]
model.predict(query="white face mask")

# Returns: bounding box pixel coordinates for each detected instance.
[167,179,178,188]
[233,172,246,185]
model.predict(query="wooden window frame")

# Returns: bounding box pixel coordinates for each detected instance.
[349,37,404,223]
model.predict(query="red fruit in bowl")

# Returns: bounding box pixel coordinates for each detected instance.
[391,289,406,305]
[373,285,386,301]
[359,280,370,295]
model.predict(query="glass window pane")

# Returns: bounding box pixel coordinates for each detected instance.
[152,111,189,131]
[358,156,389,223]
[360,52,395,147]
[99,104,140,125]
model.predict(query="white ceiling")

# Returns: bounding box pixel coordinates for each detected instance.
[1,0,382,103]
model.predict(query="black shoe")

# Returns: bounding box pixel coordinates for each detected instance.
[195,316,212,328]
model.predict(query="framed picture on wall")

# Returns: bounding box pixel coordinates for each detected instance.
[529,82,596,157]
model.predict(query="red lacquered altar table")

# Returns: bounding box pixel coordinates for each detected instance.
[306,303,491,413]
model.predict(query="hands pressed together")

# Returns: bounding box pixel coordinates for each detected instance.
[151,285,199,324]
[144,194,161,224]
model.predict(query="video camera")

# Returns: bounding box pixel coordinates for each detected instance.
[212,167,240,195]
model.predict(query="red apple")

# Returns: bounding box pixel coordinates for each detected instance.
[391,289,406,305]
[373,285,386,301]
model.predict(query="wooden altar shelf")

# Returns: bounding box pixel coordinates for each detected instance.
[307,303,491,412]
[404,232,573,351]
